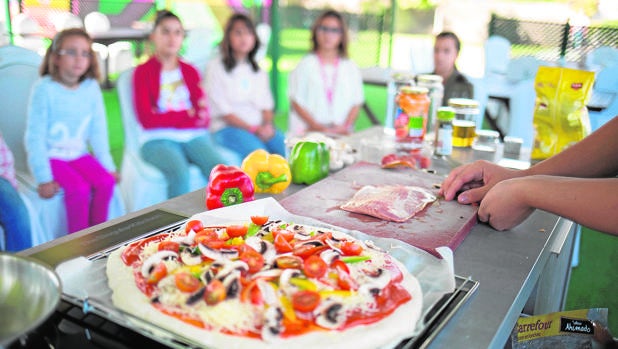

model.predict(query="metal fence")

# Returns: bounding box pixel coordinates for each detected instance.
[489,14,618,64]
[273,5,392,68]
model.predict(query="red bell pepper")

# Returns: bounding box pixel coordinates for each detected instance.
[206,164,255,210]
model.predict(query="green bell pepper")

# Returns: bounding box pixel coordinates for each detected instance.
[289,141,330,185]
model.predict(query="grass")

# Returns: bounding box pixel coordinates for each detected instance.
[565,227,618,334]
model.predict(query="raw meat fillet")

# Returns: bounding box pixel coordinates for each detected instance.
[340,185,437,222]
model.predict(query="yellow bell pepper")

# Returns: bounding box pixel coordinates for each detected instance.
[241,149,292,194]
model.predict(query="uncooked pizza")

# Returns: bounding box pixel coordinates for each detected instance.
[106,216,423,349]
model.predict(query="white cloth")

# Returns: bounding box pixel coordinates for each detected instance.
[288,54,364,135]
[204,56,274,132]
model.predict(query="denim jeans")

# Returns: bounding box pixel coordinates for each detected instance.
[0,178,32,251]
[141,134,226,199]
[214,127,286,159]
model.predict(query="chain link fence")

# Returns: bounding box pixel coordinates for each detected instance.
[274,5,392,68]
[489,14,618,64]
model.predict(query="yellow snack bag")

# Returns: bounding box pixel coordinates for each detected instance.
[510,308,609,348]
[531,67,595,160]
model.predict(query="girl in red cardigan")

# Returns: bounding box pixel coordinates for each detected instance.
[133,10,225,198]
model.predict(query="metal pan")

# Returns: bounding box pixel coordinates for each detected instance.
[0,252,61,348]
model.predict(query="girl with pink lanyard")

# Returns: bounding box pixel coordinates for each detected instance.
[288,10,364,136]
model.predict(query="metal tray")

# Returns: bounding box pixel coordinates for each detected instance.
[55,209,478,349]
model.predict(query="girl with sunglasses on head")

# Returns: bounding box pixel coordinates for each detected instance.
[133,10,226,199]
[204,13,285,158]
[288,10,364,136]
[25,28,119,234]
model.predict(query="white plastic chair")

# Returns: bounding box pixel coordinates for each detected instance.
[11,13,47,55]
[409,37,434,76]
[0,45,125,243]
[466,76,488,130]
[84,11,134,79]
[585,46,618,72]
[84,12,111,33]
[497,56,540,147]
[183,27,218,66]
[484,35,511,77]
[52,12,84,31]
[116,68,241,212]
[588,65,618,131]
[255,23,271,63]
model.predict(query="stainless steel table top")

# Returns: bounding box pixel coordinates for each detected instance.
[21,127,572,349]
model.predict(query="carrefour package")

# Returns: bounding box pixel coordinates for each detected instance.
[510,308,610,349]
[531,66,595,161]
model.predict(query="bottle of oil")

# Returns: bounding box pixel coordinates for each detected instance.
[448,98,479,148]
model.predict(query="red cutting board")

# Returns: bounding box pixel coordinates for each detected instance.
[280,161,478,257]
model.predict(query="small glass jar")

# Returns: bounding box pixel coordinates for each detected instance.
[434,106,455,156]
[416,74,444,135]
[385,73,415,135]
[448,98,480,148]
[472,130,500,152]
[395,86,430,148]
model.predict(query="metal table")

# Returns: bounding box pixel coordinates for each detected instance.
[20,127,575,349]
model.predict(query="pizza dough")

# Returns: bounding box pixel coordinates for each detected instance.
[106,218,423,349]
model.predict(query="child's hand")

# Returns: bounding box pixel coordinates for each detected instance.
[38,181,60,199]
[256,124,275,141]
[328,124,352,135]
[111,172,121,183]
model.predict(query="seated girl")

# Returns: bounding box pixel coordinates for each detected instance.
[288,10,364,136]
[204,13,285,158]
[133,10,226,199]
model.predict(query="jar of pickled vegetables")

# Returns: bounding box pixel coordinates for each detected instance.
[394,86,430,148]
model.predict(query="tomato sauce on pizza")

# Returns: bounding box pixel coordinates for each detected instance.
[110,216,419,342]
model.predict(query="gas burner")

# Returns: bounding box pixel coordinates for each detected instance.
[7,313,59,349]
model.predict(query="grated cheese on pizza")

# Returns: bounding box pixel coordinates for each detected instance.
[106,216,423,349]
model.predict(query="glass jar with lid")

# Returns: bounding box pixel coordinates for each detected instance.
[416,74,444,135]
[395,86,430,148]
[385,73,415,135]
[448,98,480,148]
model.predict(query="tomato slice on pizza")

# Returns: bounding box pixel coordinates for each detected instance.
[107,217,422,348]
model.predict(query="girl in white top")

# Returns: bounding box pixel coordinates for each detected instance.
[288,10,364,136]
[204,13,285,157]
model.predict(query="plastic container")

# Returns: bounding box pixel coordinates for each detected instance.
[448,98,480,148]
[395,86,430,149]
[472,129,500,152]
[416,74,444,135]
[434,106,455,156]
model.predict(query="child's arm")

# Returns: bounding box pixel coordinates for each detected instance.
[132,65,207,129]
[25,80,54,185]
